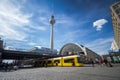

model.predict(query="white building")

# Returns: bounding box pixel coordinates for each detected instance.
[110,1,120,50]
[110,40,119,52]
[28,46,58,54]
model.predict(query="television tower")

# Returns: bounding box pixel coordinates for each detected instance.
[50,0,55,50]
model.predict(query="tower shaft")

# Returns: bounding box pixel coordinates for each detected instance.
[50,15,55,51]
[50,25,54,50]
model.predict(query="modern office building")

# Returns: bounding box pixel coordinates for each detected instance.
[59,43,101,62]
[110,1,120,51]
[106,1,120,63]
[110,40,119,51]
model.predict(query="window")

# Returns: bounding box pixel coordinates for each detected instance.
[47,60,52,64]
[64,58,74,63]
[54,60,60,63]
[77,57,83,63]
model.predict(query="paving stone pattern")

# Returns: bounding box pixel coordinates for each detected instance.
[0,64,120,80]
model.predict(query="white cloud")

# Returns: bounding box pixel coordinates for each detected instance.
[0,0,47,41]
[37,26,47,31]
[28,42,36,46]
[29,25,47,31]
[55,14,76,27]
[85,37,113,55]
[93,19,108,31]
[0,0,31,40]
[39,16,50,26]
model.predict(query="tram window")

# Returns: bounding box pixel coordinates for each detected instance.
[54,60,60,63]
[48,60,52,64]
[77,57,82,63]
[64,58,74,63]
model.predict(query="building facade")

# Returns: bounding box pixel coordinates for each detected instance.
[107,1,120,63]
[110,1,120,50]
[0,39,3,63]
[0,39,3,51]
[28,46,58,55]
[110,40,119,51]
[59,43,101,62]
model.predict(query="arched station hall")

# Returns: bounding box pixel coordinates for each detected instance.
[59,43,101,63]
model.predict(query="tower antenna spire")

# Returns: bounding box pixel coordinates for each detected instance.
[50,0,55,51]
[52,0,54,15]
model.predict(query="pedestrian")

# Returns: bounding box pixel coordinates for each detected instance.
[91,59,94,67]
[104,59,108,66]
[45,61,47,68]
[4,63,8,71]
[95,58,99,64]
[72,61,75,66]
[107,57,113,67]
[108,62,113,67]
[100,59,103,67]
[55,61,58,66]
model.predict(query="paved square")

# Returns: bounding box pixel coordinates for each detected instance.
[0,64,120,80]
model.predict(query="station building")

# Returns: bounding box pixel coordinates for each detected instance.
[59,43,101,63]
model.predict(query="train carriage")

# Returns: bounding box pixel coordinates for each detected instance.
[34,55,84,67]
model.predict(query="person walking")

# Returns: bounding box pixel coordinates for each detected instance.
[45,61,47,68]
[100,59,103,67]
[107,57,113,67]
[104,59,108,66]
[91,59,94,67]
[55,61,58,66]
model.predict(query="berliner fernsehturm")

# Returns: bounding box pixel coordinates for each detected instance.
[50,14,55,50]
[50,0,55,51]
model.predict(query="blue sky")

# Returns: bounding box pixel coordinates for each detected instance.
[0,0,117,55]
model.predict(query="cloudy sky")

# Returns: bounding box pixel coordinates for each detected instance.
[0,0,117,55]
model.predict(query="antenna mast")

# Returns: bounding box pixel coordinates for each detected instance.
[50,0,55,51]
[52,0,54,15]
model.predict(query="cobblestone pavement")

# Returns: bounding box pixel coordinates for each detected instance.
[0,64,120,80]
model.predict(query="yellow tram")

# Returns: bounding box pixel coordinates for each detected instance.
[34,55,84,67]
